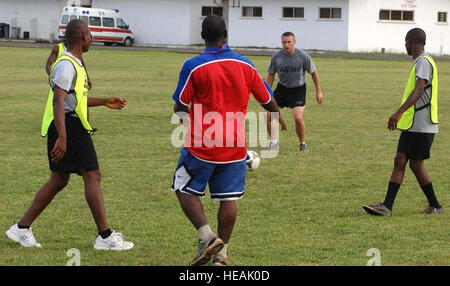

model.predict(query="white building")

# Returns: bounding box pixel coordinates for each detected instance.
[0,0,449,55]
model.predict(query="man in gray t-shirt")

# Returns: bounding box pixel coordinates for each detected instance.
[265,32,323,152]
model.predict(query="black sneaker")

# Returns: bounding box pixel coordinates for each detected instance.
[363,203,392,216]
[299,143,309,152]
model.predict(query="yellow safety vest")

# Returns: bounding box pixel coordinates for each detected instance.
[41,54,92,137]
[397,55,438,131]
[57,43,65,58]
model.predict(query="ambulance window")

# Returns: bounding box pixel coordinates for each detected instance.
[61,15,69,24]
[80,16,88,24]
[89,16,101,26]
[116,18,127,29]
[70,15,78,22]
[102,17,115,27]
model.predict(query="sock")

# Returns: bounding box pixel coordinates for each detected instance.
[17,224,30,229]
[421,182,441,208]
[197,224,214,242]
[383,181,401,210]
[98,228,112,239]
[299,142,305,145]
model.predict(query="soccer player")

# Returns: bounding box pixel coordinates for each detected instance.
[363,28,443,216]
[46,41,92,90]
[171,15,286,266]
[265,32,323,152]
[6,19,134,250]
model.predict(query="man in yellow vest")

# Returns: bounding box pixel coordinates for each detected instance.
[6,19,134,250]
[363,28,443,216]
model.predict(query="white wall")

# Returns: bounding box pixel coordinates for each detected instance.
[227,0,349,50]
[348,0,450,55]
[0,0,66,40]
[92,0,192,45]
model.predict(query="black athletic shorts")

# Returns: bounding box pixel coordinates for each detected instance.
[397,131,435,160]
[47,114,99,175]
[273,83,306,108]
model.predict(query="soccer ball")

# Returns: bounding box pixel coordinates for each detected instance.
[246,150,260,171]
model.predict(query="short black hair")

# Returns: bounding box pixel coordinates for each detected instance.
[406,28,426,45]
[65,19,87,48]
[201,15,226,42]
[281,31,295,38]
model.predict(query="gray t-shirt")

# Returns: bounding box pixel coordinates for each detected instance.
[50,51,83,113]
[268,48,316,88]
[408,53,438,133]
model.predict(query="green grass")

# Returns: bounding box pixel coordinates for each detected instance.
[0,46,449,266]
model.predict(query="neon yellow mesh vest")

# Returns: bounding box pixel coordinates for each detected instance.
[57,43,65,58]
[41,55,92,137]
[397,55,438,131]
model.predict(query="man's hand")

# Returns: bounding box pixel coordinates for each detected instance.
[51,136,66,163]
[388,111,403,130]
[316,91,323,104]
[105,97,127,110]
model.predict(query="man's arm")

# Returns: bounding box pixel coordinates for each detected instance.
[311,71,323,104]
[50,86,68,163]
[88,97,127,109]
[262,98,287,131]
[266,73,275,88]
[45,45,60,75]
[388,78,427,130]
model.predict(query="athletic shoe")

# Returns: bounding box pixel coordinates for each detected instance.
[362,203,392,216]
[212,253,229,266]
[5,224,42,248]
[422,205,444,214]
[299,143,309,152]
[94,230,134,250]
[266,140,279,151]
[191,236,224,266]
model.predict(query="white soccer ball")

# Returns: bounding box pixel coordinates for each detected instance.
[246,150,260,171]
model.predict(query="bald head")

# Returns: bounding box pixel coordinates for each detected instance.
[65,19,91,51]
[201,15,227,43]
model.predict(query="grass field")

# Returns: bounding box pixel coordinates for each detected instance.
[0,45,449,266]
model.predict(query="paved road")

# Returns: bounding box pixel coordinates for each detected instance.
[2,39,450,61]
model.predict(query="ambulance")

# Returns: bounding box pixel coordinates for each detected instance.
[58,6,134,46]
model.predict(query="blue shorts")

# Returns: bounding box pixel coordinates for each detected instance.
[171,148,246,201]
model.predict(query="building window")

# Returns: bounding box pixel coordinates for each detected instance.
[379,10,415,22]
[102,17,114,28]
[242,7,263,17]
[437,11,447,23]
[319,8,342,19]
[283,7,304,19]
[201,6,223,17]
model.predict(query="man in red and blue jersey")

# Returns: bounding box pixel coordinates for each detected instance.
[171,15,286,266]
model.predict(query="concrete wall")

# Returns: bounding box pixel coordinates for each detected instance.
[0,0,66,40]
[227,0,349,50]
[348,0,450,55]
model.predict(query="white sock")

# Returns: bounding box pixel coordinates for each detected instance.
[197,224,215,242]
[299,142,306,145]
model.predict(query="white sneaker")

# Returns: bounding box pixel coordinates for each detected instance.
[6,224,42,248]
[94,230,134,250]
